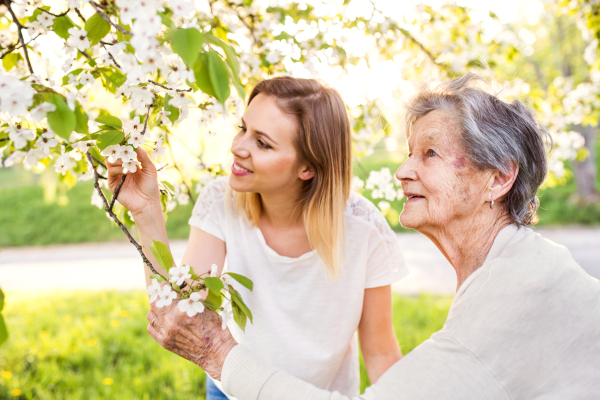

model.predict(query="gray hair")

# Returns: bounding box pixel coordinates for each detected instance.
[404,72,551,226]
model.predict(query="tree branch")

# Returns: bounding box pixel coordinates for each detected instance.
[89,1,132,36]
[6,2,34,74]
[148,80,193,93]
[141,103,153,135]
[87,151,160,275]
[36,7,69,17]
[74,8,86,23]
[100,41,121,68]
[398,28,442,67]
[78,49,94,63]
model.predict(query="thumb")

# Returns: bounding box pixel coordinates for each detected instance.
[137,145,154,171]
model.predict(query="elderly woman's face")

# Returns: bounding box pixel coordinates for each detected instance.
[396,110,490,232]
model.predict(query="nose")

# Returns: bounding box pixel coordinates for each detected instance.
[395,156,417,183]
[231,130,250,159]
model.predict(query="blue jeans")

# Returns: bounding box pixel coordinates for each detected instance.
[206,376,229,400]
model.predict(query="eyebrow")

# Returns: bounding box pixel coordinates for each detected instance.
[241,118,279,145]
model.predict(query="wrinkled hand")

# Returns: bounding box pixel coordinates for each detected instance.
[107,147,161,216]
[146,283,237,380]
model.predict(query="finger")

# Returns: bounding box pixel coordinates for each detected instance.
[107,165,127,181]
[105,158,123,168]
[147,309,157,324]
[147,321,168,348]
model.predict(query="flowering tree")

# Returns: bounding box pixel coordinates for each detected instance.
[0,0,591,341]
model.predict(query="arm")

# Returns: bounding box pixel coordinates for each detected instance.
[358,285,402,384]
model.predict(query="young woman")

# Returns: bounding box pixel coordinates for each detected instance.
[107,77,408,399]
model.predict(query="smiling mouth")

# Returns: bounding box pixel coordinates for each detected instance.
[232,163,253,173]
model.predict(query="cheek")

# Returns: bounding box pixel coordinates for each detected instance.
[255,151,298,179]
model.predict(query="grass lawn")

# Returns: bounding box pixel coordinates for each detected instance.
[0,291,452,399]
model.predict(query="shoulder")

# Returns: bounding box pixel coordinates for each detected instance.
[345,192,392,234]
[191,175,232,218]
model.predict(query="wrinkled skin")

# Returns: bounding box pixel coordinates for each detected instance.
[396,110,517,289]
[146,284,237,380]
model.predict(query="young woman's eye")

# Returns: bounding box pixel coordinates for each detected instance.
[427,149,437,157]
[238,125,246,132]
[257,138,271,149]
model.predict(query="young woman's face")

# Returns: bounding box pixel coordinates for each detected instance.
[229,94,312,195]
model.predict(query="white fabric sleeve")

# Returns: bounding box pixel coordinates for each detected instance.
[222,338,510,400]
[188,176,228,241]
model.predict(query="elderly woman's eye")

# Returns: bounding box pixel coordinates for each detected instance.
[427,149,437,157]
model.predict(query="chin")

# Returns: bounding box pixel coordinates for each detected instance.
[228,175,251,192]
[399,210,422,230]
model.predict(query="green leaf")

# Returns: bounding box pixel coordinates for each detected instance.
[230,288,253,323]
[0,288,4,312]
[171,282,181,293]
[193,52,217,99]
[172,28,205,67]
[53,15,76,40]
[149,238,174,272]
[207,50,231,104]
[203,289,223,311]
[2,52,21,71]
[85,13,111,45]
[206,34,240,77]
[96,130,124,150]
[74,102,89,134]
[0,314,7,347]
[95,115,122,129]
[47,95,76,139]
[158,11,175,29]
[226,273,253,291]
[62,68,84,85]
[149,273,167,283]
[224,62,246,100]
[163,94,180,124]
[88,145,103,163]
[204,277,224,294]
[99,68,127,94]
[232,301,247,332]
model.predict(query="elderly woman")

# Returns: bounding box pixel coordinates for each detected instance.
[146,72,600,399]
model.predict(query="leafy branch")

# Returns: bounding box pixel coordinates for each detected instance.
[89,1,132,36]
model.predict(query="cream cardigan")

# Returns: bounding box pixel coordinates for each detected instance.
[221,225,600,400]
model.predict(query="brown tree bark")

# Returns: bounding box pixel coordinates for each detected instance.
[572,124,599,202]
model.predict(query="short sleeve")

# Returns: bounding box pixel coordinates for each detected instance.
[347,194,408,289]
[188,176,229,241]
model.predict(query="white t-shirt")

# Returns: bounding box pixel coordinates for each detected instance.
[189,176,408,398]
[221,224,600,400]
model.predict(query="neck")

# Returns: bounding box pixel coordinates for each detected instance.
[259,186,305,229]
[423,208,512,291]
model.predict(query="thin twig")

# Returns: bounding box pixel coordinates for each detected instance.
[148,80,193,93]
[91,155,107,170]
[87,151,160,275]
[141,103,153,135]
[109,175,126,210]
[0,138,9,142]
[74,8,86,23]
[89,1,132,36]
[6,3,33,74]
[36,7,69,17]
[0,34,41,59]
[398,28,442,66]
[78,49,94,63]
[100,41,121,68]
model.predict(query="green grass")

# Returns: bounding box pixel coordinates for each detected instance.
[0,291,453,398]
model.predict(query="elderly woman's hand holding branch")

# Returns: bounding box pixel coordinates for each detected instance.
[146,283,237,381]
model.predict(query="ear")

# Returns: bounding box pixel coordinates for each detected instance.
[490,162,519,202]
[298,163,315,181]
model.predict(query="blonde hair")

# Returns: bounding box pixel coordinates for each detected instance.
[233,76,352,279]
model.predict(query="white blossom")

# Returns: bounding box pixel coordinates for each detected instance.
[122,159,141,173]
[54,154,76,175]
[219,298,234,329]
[156,285,177,308]
[156,109,172,126]
[79,72,95,87]
[37,13,55,28]
[177,292,205,317]
[67,28,90,52]
[35,132,59,153]
[30,103,56,122]
[146,278,162,303]
[128,133,144,148]
[8,126,35,149]
[119,145,136,163]
[169,265,192,286]
[23,149,46,169]
[101,145,122,163]
[152,138,167,160]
